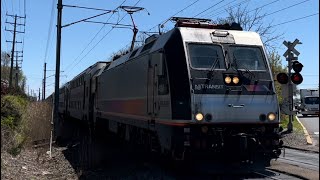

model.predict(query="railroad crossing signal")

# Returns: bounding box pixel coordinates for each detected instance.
[278,39,302,133]
[283,39,301,57]
[276,39,303,85]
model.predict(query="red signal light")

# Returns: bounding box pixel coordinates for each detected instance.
[276,73,289,84]
[291,73,303,84]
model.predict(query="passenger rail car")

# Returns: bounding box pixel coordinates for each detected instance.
[58,17,283,168]
[58,61,110,122]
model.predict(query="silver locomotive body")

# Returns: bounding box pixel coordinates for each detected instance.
[58,19,283,167]
[93,25,282,165]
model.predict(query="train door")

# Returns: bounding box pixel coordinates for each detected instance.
[147,54,160,129]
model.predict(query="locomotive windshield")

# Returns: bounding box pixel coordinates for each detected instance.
[188,44,274,95]
[189,44,226,69]
[229,46,266,70]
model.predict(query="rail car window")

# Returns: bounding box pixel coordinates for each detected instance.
[158,59,169,95]
[230,46,266,70]
[188,44,225,69]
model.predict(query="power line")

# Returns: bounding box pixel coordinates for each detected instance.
[44,0,56,64]
[24,0,26,16]
[192,0,225,18]
[68,13,126,74]
[146,0,200,32]
[264,0,311,17]
[1,4,9,52]
[247,0,280,13]
[63,0,127,72]
[66,0,142,76]
[2,0,8,13]
[207,0,250,19]
[200,0,241,18]
[11,0,13,14]
[63,12,116,71]
[63,4,114,12]
[272,13,318,27]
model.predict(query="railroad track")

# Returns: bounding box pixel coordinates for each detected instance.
[252,169,305,180]
[33,138,54,148]
[280,157,319,168]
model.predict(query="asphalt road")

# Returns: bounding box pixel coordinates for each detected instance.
[297,114,319,146]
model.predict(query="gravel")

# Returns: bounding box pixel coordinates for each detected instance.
[281,131,319,152]
[1,146,78,180]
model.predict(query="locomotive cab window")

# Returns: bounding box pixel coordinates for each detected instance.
[188,43,225,69]
[229,46,266,70]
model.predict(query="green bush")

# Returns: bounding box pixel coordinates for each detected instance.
[1,95,28,130]
[1,95,28,156]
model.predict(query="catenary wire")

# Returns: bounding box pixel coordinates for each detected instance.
[272,13,318,27]
[63,0,127,72]
[146,0,200,32]
[192,0,225,18]
[67,0,142,76]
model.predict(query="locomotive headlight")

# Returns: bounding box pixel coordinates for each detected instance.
[195,113,204,121]
[267,112,276,121]
[232,76,240,84]
[225,76,232,84]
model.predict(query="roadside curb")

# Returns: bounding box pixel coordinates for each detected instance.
[295,115,313,145]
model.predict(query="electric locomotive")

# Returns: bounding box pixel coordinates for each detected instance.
[58,17,283,168]
[93,17,283,166]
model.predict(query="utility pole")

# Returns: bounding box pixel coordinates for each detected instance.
[53,0,63,139]
[8,15,17,89]
[43,62,47,100]
[15,51,19,88]
[5,14,25,89]
[38,88,41,101]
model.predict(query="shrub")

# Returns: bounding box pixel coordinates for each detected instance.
[1,95,28,130]
[1,95,28,156]
[23,102,52,143]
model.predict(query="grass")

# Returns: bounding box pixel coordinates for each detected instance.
[280,114,304,133]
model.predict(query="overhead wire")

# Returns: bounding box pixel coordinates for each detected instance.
[146,0,200,32]
[247,0,280,13]
[63,0,127,72]
[67,0,143,76]
[44,0,56,64]
[206,0,250,19]
[1,1,9,52]
[264,0,311,17]
[192,0,225,18]
[271,13,318,27]
[11,0,14,14]
[199,0,240,18]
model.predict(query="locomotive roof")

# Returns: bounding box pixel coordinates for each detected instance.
[107,26,264,70]
[70,61,108,81]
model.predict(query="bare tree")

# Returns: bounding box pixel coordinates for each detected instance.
[215,5,283,51]
[1,51,11,81]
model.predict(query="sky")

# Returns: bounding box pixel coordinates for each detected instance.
[1,0,319,98]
